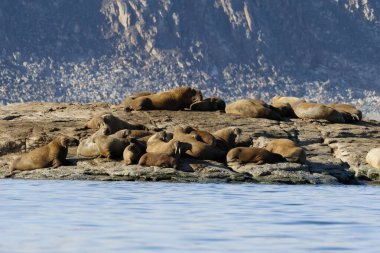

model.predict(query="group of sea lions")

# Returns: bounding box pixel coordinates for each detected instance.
[227,96,362,123]
[77,112,307,169]
[123,87,362,123]
[9,85,378,175]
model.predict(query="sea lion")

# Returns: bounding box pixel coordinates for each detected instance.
[127,86,203,111]
[183,126,217,146]
[94,135,129,159]
[77,124,109,157]
[173,126,226,161]
[226,147,286,165]
[226,99,282,120]
[366,148,380,169]
[212,127,242,151]
[111,129,153,141]
[271,102,296,118]
[264,139,306,163]
[127,130,153,139]
[109,129,132,139]
[327,103,362,122]
[84,113,146,134]
[138,141,184,169]
[123,139,146,165]
[189,97,226,111]
[293,102,345,123]
[10,135,79,171]
[146,132,180,155]
[84,112,108,129]
[102,113,147,133]
[271,95,306,107]
[123,91,155,108]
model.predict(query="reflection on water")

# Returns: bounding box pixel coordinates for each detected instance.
[1,180,380,253]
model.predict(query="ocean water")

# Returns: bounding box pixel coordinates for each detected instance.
[1,180,379,253]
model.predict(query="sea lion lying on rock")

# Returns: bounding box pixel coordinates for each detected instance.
[84,112,109,129]
[10,135,79,171]
[263,139,306,163]
[123,91,155,109]
[270,102,296,118]
[123,139,147,165]
[94,135,130,159]
[212,127,242,151]
[271,95,305,107]
[138,141,185,169]
[84,113,146,134]
[77,124,110,157]
[189,97,226,111]
[111,129,154,143]
[226,99,282,120]
[366,148,380,170]
[126,86,203,111]
[173,126,226,161]
[293,102,345,123]
[270,96,306,118]
[327,103,362,123]
[183,126,217,146]
[146,132,181,155]
[226,147,286,165]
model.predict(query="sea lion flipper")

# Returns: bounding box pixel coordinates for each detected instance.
[52,159,63,168]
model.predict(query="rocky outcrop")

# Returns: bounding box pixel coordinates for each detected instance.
[1,102,380,184]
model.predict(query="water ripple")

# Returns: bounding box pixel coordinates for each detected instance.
[1,180,380,253]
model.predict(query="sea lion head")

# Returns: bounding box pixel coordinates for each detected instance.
[173,141,192,155]
[190,88,203,103]
[58,136,79,148]
[179,87,202,104]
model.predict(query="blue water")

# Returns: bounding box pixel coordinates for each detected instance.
[1,180,380,253]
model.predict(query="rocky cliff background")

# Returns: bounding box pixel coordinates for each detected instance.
[0,0,379,118]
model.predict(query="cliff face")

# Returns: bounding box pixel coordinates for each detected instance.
[0,0,379,117]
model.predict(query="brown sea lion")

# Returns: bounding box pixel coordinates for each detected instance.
[10,135,79,171]
[271,95,306,107]
[102,114,147,133]
[77,124,109,157]
[94,135,129,159]
[138,141,184,169]
[183,126,217,146]
[173,126,226,161]
[123,91,155,108]
[212,127,242,151]
[84,112,108,129]
[226,147,286,165]
[123,139,146,165]
[327,103,362,122]
[111,129,153,141]
[293,102,345,123]
[271,102,296,118]
[127,86,203,111]
[84,113,146,134]
[264,139,306,163]
[226,99,282,120]
[366,148,380,170]
[189,97,226,111]
[146,132,180,155]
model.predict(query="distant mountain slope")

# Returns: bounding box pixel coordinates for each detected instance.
[0,0,379,117]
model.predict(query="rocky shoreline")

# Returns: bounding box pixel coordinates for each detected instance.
[1,102,380,185]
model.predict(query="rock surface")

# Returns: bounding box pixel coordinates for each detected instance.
[1,102,380,184]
